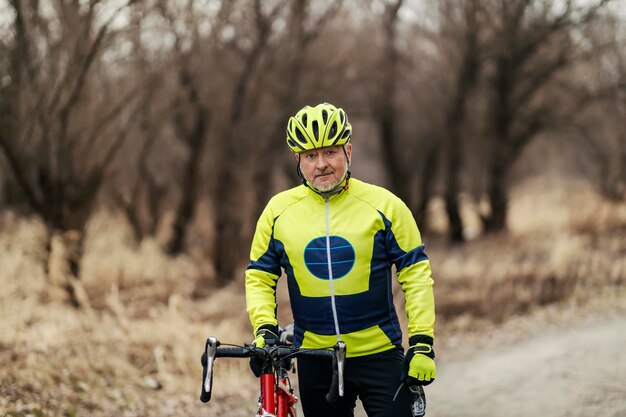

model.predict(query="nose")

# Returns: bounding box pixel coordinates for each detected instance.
[315,152,329,170]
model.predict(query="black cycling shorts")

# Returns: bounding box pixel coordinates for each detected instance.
[297,347,416,417]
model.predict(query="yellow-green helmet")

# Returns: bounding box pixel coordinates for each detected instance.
[286,103,352,153]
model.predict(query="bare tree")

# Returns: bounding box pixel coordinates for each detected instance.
[0,0,142,308]
[108,1,234,253]
[360,0,439,229]
[166,65,210,255]
[159,0,213,255]
[212,0,285,285]
[439,0,484,242]
[376,0,413,205]
[111,88,168,244]
[393,7,444,230]
[480,0,611,232]
[108,6,169,244]
[248,0,346,227]
[567,13,626,201]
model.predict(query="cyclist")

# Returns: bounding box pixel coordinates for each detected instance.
[245,102,436,417]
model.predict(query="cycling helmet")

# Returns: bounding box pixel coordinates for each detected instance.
[286,103,352,153]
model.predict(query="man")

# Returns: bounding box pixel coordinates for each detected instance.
[245,102,436,417]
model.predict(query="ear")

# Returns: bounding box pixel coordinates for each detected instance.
[294,152,300,161]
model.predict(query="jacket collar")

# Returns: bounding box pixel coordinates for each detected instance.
[304,174,350,202]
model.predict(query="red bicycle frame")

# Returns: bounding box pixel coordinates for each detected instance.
[260,374,276,413]
[259,372,297,417]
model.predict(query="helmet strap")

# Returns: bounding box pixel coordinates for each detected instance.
[342,145,351,166]
[296,158,307,185]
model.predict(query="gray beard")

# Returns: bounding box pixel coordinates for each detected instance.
[311,167,348,192]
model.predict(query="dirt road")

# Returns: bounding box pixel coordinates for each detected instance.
[422,316,626,417]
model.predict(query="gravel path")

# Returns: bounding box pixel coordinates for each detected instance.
[424,316,626,417]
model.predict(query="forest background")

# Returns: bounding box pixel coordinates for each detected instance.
[1,0,625,416]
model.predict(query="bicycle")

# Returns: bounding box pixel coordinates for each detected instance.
[200,327,346,417]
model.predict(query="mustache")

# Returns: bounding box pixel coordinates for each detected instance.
[314,170,334,177]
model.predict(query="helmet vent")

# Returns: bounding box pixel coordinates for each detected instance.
[322,110,328,124]
[312,121,319,139]
[328,121,337,138]
[296,129,307,144]
[341,129,351,139]
[302,114,308,127]
[340,112,345,123]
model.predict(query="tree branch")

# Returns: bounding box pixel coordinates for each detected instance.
[59,1,136,122]
[303,0,345,46]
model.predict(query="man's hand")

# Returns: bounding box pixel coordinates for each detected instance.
[253,324,280,348]
[250,324,279,377]
[402,335,436,386]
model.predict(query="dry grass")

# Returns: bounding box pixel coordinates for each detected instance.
[0,212,256,416]
[1,177,625,416]
[434,178,625,322]
[430,229,625,321]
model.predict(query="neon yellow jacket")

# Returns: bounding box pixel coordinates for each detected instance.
[245,178,435,357]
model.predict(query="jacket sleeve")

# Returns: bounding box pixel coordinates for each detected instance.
[245,202,282,335]
[384,198,435,341]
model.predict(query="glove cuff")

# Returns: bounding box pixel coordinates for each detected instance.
[256,324,279,338]
[408,335,435,359]
[408,334,433,347]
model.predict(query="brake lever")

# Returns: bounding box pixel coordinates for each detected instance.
[204,337,218,394]
[334,341,346,397]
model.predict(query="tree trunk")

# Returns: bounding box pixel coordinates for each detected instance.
[483,162,509,232]
[125,199,144,244]
[213,127,244,286]
[166,65,209,255]
[379,0,413,206]
[413,138,439,230]
[166,127,205,255]
[213,172,243,286]
[443,113,466,243]
[46,228,92,310]
[444,151,465,242]
[249,1,310,226]
[441,0,482,242]
[212,1,280,285]
[618,135,626,201]
[381,116,408,203]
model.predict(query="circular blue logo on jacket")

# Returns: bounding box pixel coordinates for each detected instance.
[304,236,355,280]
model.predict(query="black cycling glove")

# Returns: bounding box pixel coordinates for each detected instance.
[249,324,279,377]
[402,335,436,386]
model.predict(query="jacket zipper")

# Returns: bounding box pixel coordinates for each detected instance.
[325,197,342,343]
